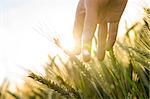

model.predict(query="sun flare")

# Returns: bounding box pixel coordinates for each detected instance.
[61,36,75,52]
[0,0,149,89]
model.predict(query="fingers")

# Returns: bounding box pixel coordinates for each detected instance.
[82,2,98,62]
[106,21,119,51]
[97,23,108,61]
[73,0,85,55]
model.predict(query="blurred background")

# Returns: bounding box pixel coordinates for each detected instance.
[0,0,149,85]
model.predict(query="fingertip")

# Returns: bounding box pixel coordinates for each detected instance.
[98,57,104,61]
[97,50,105,61]
[82,50,91,62]
[83,56,91,62]
[106,44,112,51]
[105,41,114,51]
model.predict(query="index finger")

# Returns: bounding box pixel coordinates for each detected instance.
[82,0,99,62]
[73,0,85,55]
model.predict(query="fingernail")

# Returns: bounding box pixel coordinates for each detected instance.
[97,55,105,61]
[82,50,91,62]
[97,52,105,61]
[105,44,111,51]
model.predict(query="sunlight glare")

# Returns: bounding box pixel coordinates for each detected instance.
[61,36,75,51]
[0,0,149,87]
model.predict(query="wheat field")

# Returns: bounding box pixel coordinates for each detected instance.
[0,8,149,99]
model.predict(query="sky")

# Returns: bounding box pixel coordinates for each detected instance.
[0,0,149,85]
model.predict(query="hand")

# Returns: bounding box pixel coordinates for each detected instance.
[73,0,127,62]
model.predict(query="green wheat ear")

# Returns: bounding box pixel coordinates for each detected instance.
[28,72,71,98]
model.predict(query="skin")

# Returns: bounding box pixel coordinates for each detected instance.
[73,0,128,62]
